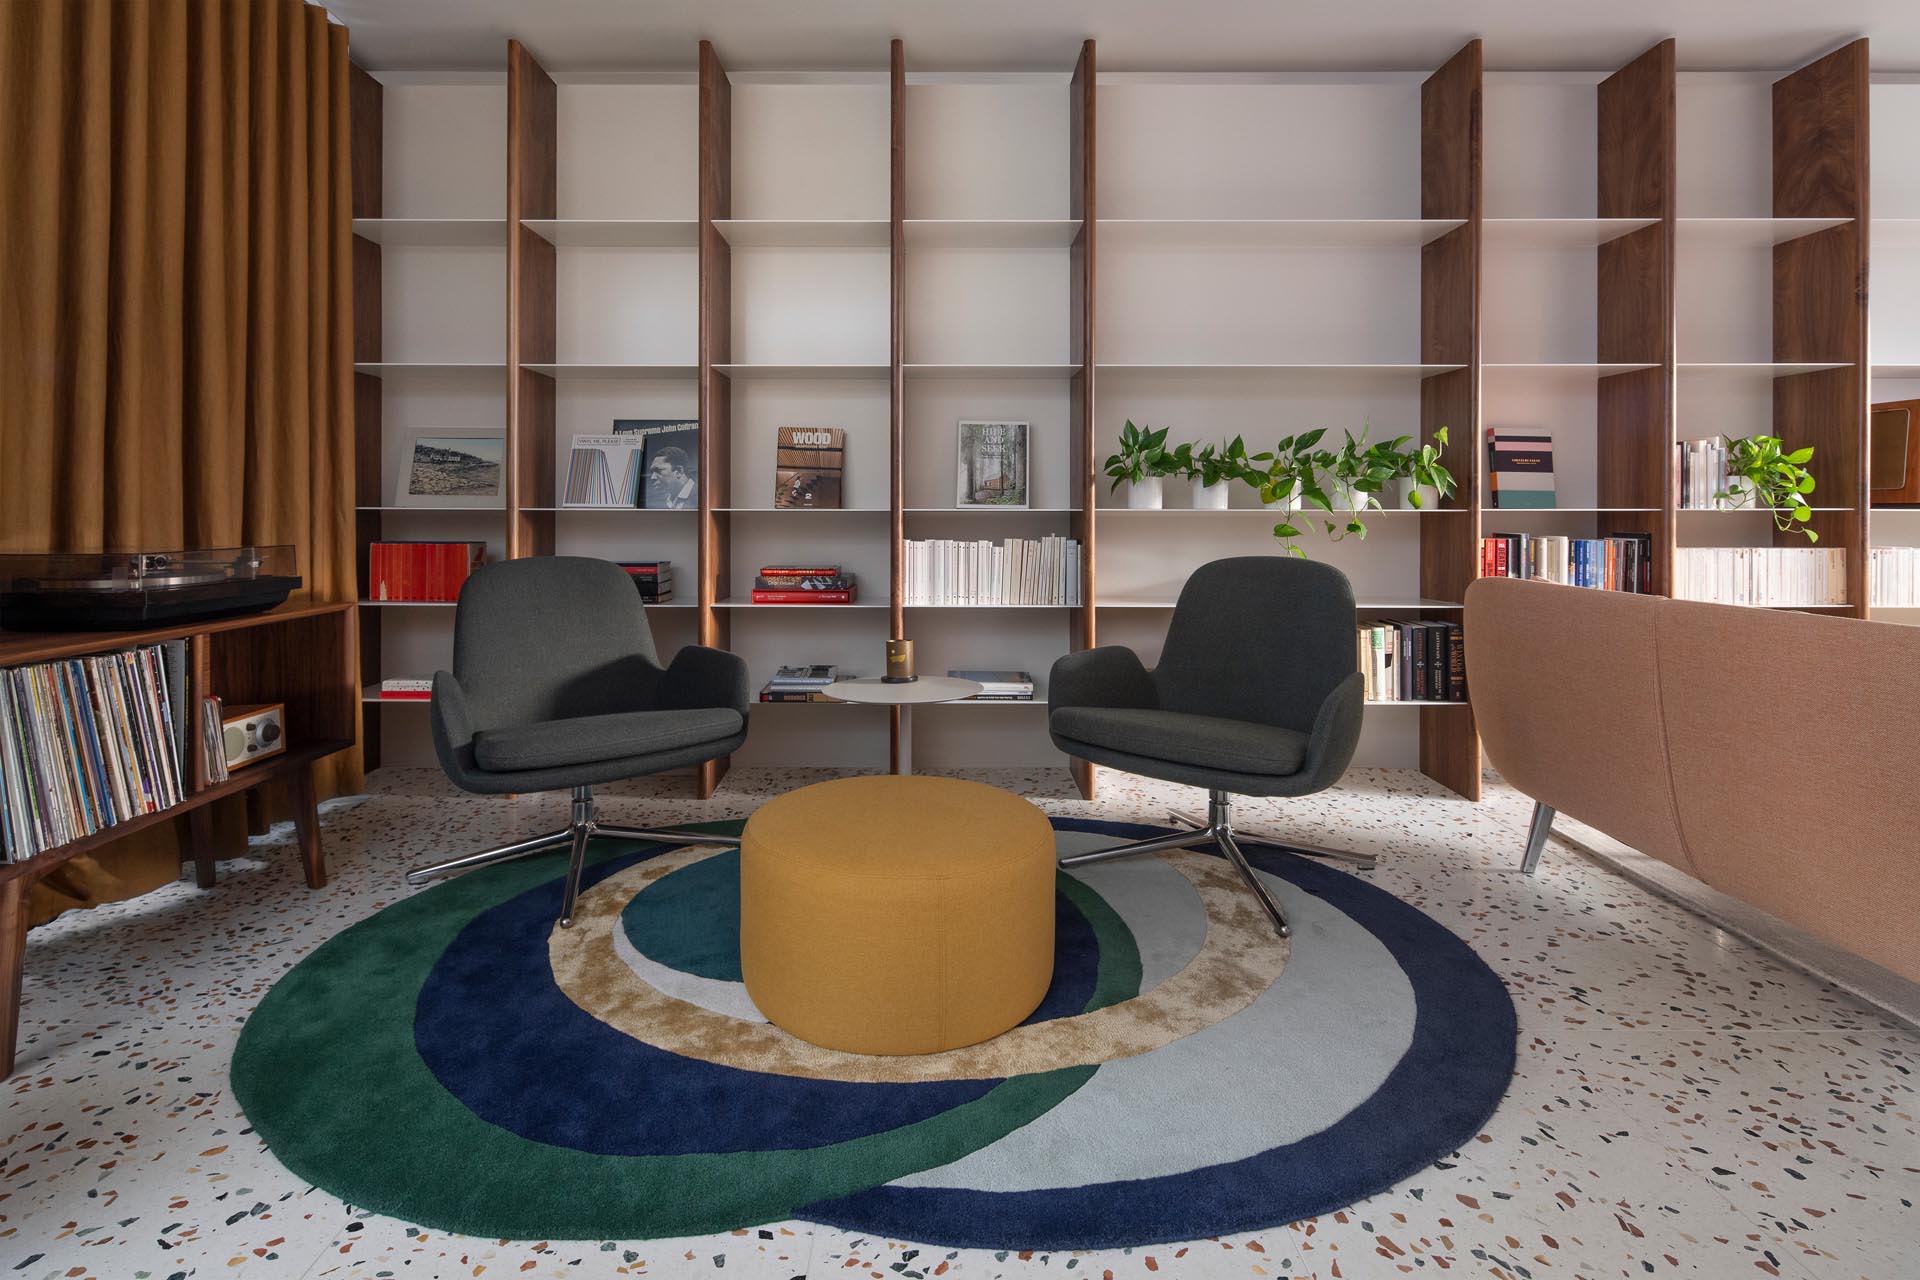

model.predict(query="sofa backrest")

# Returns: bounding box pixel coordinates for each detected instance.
[1466,578,1920,983]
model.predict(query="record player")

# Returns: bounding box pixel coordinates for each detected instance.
[0,546,303,631]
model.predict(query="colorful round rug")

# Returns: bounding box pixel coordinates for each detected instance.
[231,817,1516,1249]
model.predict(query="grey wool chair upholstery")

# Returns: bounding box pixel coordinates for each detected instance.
[405,556,750,926]
[1048,556,1366,938]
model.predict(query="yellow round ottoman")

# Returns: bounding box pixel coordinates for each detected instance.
[740,775,1056,1055]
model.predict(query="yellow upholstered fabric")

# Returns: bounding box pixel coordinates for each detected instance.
[740,776,1057,1055]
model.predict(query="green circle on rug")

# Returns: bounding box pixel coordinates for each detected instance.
[620,846,742,981]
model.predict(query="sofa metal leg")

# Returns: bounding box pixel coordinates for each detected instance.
[1521,802,1556,875]
[597,823,743,848]
[404,828,572,887]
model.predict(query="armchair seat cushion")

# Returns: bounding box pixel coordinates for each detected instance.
[1049,706,1309,777]
[473,707,744,773]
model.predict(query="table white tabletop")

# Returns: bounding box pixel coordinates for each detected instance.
[823,676,985,705]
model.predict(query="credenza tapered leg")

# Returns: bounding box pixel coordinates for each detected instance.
[288,767,327,890]
[1,875,28,1079]
[188,805,217,889]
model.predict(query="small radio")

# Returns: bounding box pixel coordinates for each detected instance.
[222,702,287,770]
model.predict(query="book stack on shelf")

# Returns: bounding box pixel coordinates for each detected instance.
[952,670,1036,702]
[903,537,1082,607]
[752,566,857,605]
[620,561,673,605]
[1356,622,1466,705]
[1674,547,1849,607]
[369,541,487,602]
[1,642,189,861]
[759,665,840,703]
[1676,438,1734,509]
[1481,533,1653,592]
[1486,429,1555,510]
[375,678,432,702]
[1869,547,1920,608]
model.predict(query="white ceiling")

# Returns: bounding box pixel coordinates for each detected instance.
[324,0,1920,75]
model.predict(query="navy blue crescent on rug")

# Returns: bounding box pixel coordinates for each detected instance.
[231,817,1518,1249]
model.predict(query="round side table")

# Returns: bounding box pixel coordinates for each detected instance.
[822,676,984,774]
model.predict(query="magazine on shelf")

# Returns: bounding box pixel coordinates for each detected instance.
[956,421,1030,508]
[774,427,846,509]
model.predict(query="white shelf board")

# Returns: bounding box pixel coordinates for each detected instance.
[519,505,694,513]
[1675,217,1852,246]
[1484,362,1661,380]
[1097,597,1463,610]
[711,219,888,248]
[1097,506,1467,516]
[353,362,506,378]
[903,363,1082,380]
[903,219,1082,248]
[714,364,889,380]
[904,507,1077,514]
[1872,365,1920,379]
[1483,218,1659,248]
[1098,219,1462,248]
[902,603,1074,609]
[1364,700,1469,708]
[716,506,888,513]
[1677,362,1853,379]
[1096,363,1465,381]
[522,363,698,379]
[714,599,890,609]
[521,219,698,247]
[1483,507,1661,514]
[355,505,506,513]
[352,218,507,246]
[1676,506,1854,513]
[358,599,456,608]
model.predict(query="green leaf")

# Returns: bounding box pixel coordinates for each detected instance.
[1785,446,1815,465]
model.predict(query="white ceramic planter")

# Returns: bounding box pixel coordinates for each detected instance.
[1191,477,1231,510]
[1126,475,1165,509]
[1399,479,1443,510]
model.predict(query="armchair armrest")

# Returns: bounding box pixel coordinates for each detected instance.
[656,645,752,719]
[1296,670,1364,791]
[1048,646,1158,712]
[429,669,480,780]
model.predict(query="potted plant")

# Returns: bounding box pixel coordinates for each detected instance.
[1716,435,1818,541]
[1171,436,1254,510]
[1396,427,1456,510]
[1104,420,1176,509]
[1247,429,1330,554]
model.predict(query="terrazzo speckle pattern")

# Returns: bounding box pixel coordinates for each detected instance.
[3,766,1914,1279]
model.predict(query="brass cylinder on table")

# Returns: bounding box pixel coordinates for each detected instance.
[884,638,917,683]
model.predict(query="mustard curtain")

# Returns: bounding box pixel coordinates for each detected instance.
[0,0,362,923]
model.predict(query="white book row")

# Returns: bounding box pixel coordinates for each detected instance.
[1674,547,1848,608]
[1675,438,1734,510]
[1868,546,1920,608]
[903,537,1083,607]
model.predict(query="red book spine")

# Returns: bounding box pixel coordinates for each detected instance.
[438,543,454,600]
[1493,539,1508,578]
[750,589,856,604]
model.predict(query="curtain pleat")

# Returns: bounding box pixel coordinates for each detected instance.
[0,0,362,924]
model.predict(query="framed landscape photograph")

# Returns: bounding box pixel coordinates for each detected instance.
[956,420,1029,508]
[393,428,505,508]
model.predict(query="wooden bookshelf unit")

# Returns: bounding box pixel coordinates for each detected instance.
[0,600,357,1076]
[345,36,1903,803]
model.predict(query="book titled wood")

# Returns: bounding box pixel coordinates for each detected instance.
[775,427,846,509]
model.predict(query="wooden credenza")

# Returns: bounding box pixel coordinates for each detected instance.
[0,601,358,1076]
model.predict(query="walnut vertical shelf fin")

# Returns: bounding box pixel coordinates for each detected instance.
[889,39,908,773]
[1773,40,1870,617]
[697,40,734,797]
[1596,40,1677,595]
[350,62,383,769]
[1068,39,1098,801]
[507,41,558,561]
[1418,40,1483,801]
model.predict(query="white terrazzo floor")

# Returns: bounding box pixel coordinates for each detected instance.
[2,765,1915,1280]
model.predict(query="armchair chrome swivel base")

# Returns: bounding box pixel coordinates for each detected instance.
[1165,809,1376,870]
[404,784,742,928]
[1058,791,1295,939]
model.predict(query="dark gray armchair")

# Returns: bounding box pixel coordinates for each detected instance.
[1049,556,1366,938]
[405,556,749,927]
